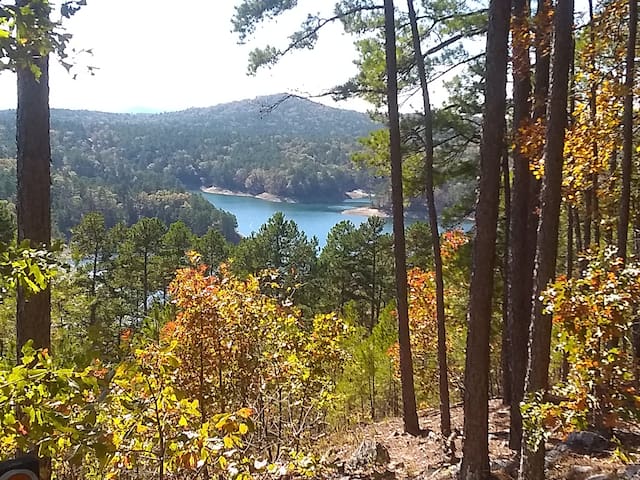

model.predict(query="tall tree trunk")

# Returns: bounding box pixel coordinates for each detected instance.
[527,0,551,261]
[606,149,618,244]
[15,9,52,480]
[406,0,451,438]
[634,206,640,377]
[507,0,533,451]
[567,206,574,279]
[561,204,575,381]
[588,0,600,250]
[617,0,637,262]
[501,144,512,406]
[143,250,149,317]
[519,0,574,478]
[460,0,510,477]
[384,0,420,436]
[584,181,592,248]
[575,208,583,254]
[16,50,51,358]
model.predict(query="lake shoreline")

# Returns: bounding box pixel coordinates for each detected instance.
[200,185,296,203]
[198,188,423,247]
[200,186,386,216]
[341,206,389,218]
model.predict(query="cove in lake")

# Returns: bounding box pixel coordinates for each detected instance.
[199,191,400,247]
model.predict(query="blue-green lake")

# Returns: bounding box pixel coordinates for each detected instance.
[199,191,397,247]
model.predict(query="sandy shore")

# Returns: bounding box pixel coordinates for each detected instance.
[342,206,389,218]
[345,189,374,199]
[201,185,251,196]
[200,186,294,203]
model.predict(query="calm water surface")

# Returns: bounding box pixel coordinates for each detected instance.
[199,191,395,247]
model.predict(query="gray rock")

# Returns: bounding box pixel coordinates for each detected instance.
[347,440,391,470]
[566,465,599,480]
[585,474,614,480]
[620,464,640,480]
[565,431,609,452]
[491,459,511,470]
[546,443,570,468]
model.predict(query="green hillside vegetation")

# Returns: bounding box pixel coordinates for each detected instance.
[0,94,378,238]
[0,93,378,201]
[3,0,640,479]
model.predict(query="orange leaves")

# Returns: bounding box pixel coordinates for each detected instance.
[167,263,348,451]
[514,117,546,179]
[440,229,469,261]
[544,250,640,428]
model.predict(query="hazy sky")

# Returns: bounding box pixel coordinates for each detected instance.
[0,0,371,112]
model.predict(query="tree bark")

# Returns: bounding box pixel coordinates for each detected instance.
[384,0,420,436]
[459,0,510,477]
[561,204,574,381]
[406,0,451,438]
[16,51,51,358]
[501,144,512,406]
[519,0,574,478]
[507,0,533,451]
[587,0,600,250]
[527,0,551,262]
[617,0,637,262]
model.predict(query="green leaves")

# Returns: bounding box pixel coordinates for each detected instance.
[540,249,640,432]
[0,342,103,463]
[0,240,57,301]
[232,0,299,41]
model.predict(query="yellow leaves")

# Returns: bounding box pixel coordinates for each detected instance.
[223,435,235,449]
[546,251,640,430]
[168,261,347,451]
[186,249,202,265]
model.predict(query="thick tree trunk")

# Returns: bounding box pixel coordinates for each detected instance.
[384,0,420,436]
[507,0,533,451]
[510,0,551,451]
[459,0,510,477]
[16,53,51,358]
[406,0,451,438]
[519,0,574,478]
[617,0,637,262]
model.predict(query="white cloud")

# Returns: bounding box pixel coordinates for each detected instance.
[0,0,371,112]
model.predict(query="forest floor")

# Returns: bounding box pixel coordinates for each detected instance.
[315,399,640,480]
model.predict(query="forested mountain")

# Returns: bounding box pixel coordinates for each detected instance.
[0,94,377,200]
[0,94,378,238]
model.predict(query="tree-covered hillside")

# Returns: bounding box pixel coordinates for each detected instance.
[0,94,378,238]
[0,94,378,203]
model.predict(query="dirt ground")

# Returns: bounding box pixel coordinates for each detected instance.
[315,399,640,479]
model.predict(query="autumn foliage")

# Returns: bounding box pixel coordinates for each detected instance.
[388,230,469,406]
[167,260,350,459]
[543,250,640,431]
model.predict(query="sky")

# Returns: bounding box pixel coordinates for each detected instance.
[0,0,372,113]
